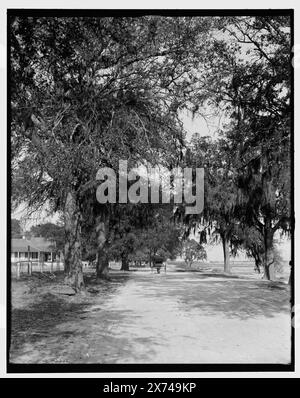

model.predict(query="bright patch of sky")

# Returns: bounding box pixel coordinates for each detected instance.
[13,202,60,231]
[180,109,228,141]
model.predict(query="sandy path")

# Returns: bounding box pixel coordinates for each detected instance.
[93,272,291,363]
[10,270,291,364]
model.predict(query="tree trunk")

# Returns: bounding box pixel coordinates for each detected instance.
[254,255,261,274]
[221,234,230,273]
[64,191,84,292]
[149,250,152,268]
[251,249,262,274]
[96,246,109,280]
[263,257,275,281]
[95,215,110,280]
[120,254,130,271]
[262,221,275,281]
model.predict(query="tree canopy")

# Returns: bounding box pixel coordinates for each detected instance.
[10,15,292,287]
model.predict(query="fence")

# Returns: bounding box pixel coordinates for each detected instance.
[12,260,65,278]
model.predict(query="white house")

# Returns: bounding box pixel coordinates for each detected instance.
[11,237,56,263]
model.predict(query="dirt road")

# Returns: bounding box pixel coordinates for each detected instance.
[10,269,291,364]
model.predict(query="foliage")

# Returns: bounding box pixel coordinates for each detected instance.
[183,238,207,267]
[10,16,292,283]
[11,218,22,238]
[108,205,182,267]
[182,16,292,278]
[30,222,65,251]
[10,16,216,214]
[179,135,239,272]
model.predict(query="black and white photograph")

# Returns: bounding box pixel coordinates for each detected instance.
[6,7,294,372]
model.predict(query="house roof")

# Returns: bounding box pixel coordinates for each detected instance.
[11,237,56,252]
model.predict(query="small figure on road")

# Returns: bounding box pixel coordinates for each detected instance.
[152,253,165,274]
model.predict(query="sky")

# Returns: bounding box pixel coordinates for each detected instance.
[181,110,225,141]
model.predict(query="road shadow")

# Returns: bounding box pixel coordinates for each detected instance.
[10,289,156,364]
[133,272,291,320]
[177,279,290,320]
[10,271,134,363]
[10,293,90,352]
